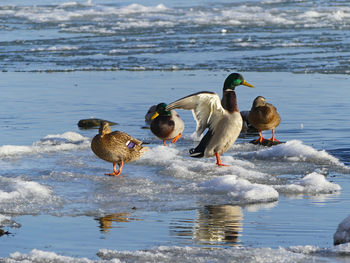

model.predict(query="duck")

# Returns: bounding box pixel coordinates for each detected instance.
[248,96,281,143]
[91,122,149,176]
[166,73,254,166]
[150,102,184,146]
[144,104,157,126]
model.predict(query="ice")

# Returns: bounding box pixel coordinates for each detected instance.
[198,175,279,204]
[0,176,61,214]
[334,214,350,245]
[11,3,169,24]
[8,249,94,263]
[289,243,350,256]
[274,172,341,195]
[30,46,79,52]
[97,246,316,263]
[4,246,315,263]
[0,132,90,158]
[139,145,273,182]
[5,2,350,30]
[240,140,344,166]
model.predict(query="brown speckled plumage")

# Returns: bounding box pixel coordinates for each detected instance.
[248,96,281,142]
[91,122,148,176]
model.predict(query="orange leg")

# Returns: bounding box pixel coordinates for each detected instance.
[215,152,229,167]
[163,140,167,146]
[268,129,279,142]
[254,131,265,143]
[171,133,182,144]
[105,161,124,176]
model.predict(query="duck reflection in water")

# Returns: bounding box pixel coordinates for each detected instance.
[194,205,243,246]
[96,213,132,233]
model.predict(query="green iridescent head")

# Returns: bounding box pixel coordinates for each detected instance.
[151,102,171,120]
[223,73,254,91]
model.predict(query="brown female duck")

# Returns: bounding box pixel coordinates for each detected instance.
[248,96,281,143]
[91,122,148,176]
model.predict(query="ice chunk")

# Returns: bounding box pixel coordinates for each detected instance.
[198,175,279,203]
[275,172,341,195]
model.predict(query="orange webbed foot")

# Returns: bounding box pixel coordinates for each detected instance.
[268,129,279,142]
[215,152,230,167]
[171,133,182,144]
[106,162,123,176]
[253,131,265,143]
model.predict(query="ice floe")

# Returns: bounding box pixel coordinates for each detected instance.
[0,132,90,158]
[3,246,317,263]
[274,172,341,195]
[198,175,278,204]
[0,176,61,214]
[240,140,345,166]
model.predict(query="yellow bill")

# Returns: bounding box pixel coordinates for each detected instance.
[242,80,255,88]
[151,112,159,120]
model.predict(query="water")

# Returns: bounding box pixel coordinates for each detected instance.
[1,0,350,262]
[1,0,350,73]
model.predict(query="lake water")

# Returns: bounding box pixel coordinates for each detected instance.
[1,0,350,262]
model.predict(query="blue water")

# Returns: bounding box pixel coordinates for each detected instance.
[1,0,350,262]
[1,0,350,73]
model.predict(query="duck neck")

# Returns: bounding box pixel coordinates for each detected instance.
[222,91,239,113]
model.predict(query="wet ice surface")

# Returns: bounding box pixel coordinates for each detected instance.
[0,71,350,262]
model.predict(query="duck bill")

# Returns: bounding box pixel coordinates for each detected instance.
[150,112,159,120]
[242,80,254,88]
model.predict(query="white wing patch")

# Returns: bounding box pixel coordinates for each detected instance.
[166,92,226,137]
[193,93,225,136]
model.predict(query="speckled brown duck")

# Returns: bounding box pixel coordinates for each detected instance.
[248,96,281,143]
[91,122,149,176]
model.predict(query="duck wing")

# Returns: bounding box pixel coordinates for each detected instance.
[166,91,226,137]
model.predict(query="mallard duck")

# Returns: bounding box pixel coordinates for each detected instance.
[166,73,254,166]
[150,102,184,146]
[248,96,281,143]
[91,122,149,176]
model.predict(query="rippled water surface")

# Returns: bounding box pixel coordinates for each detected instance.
[1,0,350,73]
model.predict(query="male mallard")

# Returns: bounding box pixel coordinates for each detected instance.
[150,102,184,146]
[248,96,281,143]
[166,73,254,166]
[91,122,149,176]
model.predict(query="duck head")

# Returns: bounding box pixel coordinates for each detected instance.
[151,102,171,120]
[99,121,112,137]
[223,73,254,92]
[252,96,266,108]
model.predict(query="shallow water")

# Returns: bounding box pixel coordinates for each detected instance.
[0,71,350,262]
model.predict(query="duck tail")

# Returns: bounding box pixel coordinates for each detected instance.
[189,148,204,158]
[189,129,212,158]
